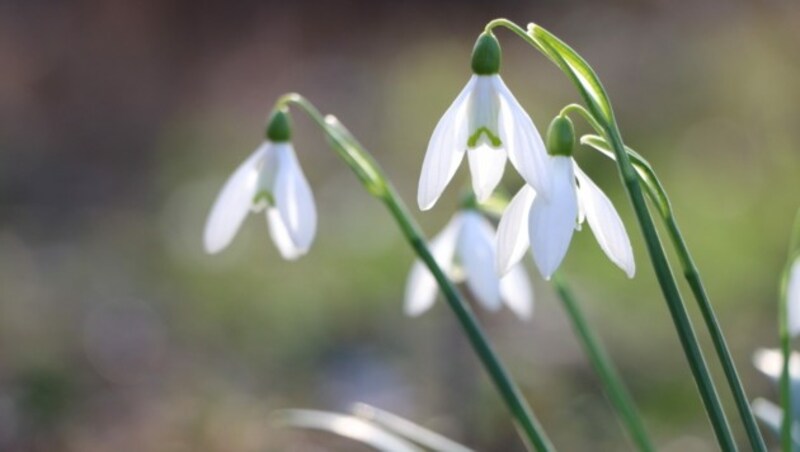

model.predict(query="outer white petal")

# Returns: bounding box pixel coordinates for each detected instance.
[203,144,267,254]
[496,185,535,275]
[467,144,507,202]
[403,215,462,316]
[574,164,635,278]
[500,264,534,320]
[751,398,782,437]
[788,259,800,337]
[494,76,553,199]
[417,77,475,210]
[457,211,501,311]
[266,208,305,260]
[528,157,577,279]
[273,143,317,254]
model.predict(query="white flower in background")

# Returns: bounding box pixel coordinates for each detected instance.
[417,32,552,211]
[787,258,800,337]
[404,210,533,320]
[496,116,634,280]
[752,348,800,439]
[204,111,316,260]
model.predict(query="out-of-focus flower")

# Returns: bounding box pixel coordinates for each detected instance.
[752,348,800,441]
[404,209,533,319]
[787,258,800,336]
[204,110,316,260]
[496,116,634,279]
[417,32,552,211]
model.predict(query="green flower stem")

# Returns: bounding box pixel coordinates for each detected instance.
[780,272,792,452]
[779,210,800,452]
[485,19,738,450]
[276,93,554,452]
[577,129,766,451]
[551,274,654,452]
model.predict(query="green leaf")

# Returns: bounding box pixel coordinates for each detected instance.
[529,24,615,128]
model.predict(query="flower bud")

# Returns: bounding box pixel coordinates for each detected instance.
[546,115,575,157]
[471,32,501,75]
[266,109,292,142]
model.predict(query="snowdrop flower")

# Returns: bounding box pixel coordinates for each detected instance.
[417,32,552,211]
[203,110,317,260]
[787,258,800,337]
[404,209,533,319]
[752,348,800,439]
[496,115,634,280]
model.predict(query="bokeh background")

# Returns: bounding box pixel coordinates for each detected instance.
[2,0,799,450]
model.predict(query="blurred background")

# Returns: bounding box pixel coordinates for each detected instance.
[1,0,799,450]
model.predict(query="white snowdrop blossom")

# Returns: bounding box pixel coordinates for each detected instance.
[496,158,634,280]
[787,258,800,337]
[752,348,800,438]
[404,210,533,320]
[203,140,317,260]
[417,33,552,211]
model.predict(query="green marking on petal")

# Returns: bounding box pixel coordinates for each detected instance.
[467,127,502,148]
[253,190,275,208]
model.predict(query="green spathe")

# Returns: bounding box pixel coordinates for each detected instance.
[546,115,575,157]
[266,109,292,142]
[471,32,501,75]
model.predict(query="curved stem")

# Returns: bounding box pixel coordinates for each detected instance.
[496,20,739,449]
[551,274,654,452]
[276,93,554,452]
[578,129,766,451]
[779,210,800,452]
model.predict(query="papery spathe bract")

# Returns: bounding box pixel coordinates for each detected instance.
[203,139,317,260]
[404,210,533,320]
[417,33,552,211]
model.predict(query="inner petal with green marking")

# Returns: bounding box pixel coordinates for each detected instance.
[468,127,502,148]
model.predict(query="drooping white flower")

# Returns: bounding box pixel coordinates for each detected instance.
[752,348,800,438]
[417,33,552,211]
[496,115,634,280]
[404,210,533,320]
[496,158,634,280]
[787,258,800,337]
[204,111,316,260]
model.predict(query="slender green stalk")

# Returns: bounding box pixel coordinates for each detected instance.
[276,93,554,452]
[780,269,792,452]
[578,129,766,451]
[779,210,800,452]
[485,19,738,449]
[551,274,654,452]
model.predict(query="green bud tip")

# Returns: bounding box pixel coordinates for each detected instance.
[471,32,501,75]
[546,115,575,157]
[266,109,292,142]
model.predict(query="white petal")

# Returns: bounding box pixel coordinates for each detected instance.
[494,76,553,199]
[496,185,535,275]
[403,215,462,316]
[500,264,534,320]
[467,144,507,202]
[528,157,578,279]
[751,398,782,437]
[574,164,635,278]
[788,258,800,337]
[266,208,305,260]
[752,348,800,381]
[203,144,267,254]
[417,77,474,210]
[273,143,317,253]
[457,211,501,311]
